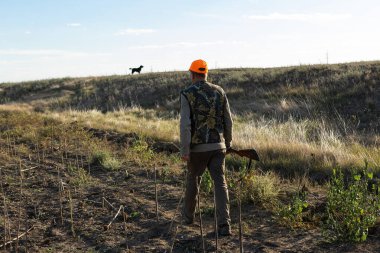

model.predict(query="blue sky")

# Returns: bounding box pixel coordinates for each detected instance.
[1,0,379,82]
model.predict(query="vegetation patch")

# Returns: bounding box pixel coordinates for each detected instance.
[90,148,121,171]
[240,171,281,206]
[324,168,380,242]
[277,190,309,228]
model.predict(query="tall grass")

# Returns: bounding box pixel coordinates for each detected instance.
[47,107,180,142]
[42,107,379,175]
[236,117,379,173]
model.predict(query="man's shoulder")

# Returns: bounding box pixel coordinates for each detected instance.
[205,81,225,95]
[181,84,198,94]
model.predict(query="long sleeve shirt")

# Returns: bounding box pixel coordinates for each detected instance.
[180,91,233,156]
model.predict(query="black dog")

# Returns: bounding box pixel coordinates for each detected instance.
[129,65,144,74]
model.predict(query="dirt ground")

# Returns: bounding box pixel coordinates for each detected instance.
[0,132,379,253]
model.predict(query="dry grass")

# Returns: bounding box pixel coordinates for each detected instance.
[38,107,380,174]
[0,103,33,112]
[46,107,180,143]
[235,118,379,173]
[241,171,281,205]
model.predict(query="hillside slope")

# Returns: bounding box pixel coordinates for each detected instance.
[1,61,379,133]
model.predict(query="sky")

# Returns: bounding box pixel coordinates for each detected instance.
[1,0,380,82]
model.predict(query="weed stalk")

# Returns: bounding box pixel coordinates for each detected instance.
[50,125,54,153]
[36,141,40,164]
[24,192,28,252]
[238,181,243,253]
[68,189,76,237]
[122,206,127,231]
[80,153,84,170]
[87,151,91,174]
[57,167,64,225]
[6,133,11,156]
[15,160,24,252]
[197,176,205,253]
[154,166,159,223]
[102,191,105,209]
[105,205,123,230]
[64,138,68,159]
[169,169,187,253]
[12,137,16,157]
[42,146,45,164]
[0,168,8,250]
[214,183,218,252]
[75,140,79,169]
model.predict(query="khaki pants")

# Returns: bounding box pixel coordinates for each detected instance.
[183,149,231,227]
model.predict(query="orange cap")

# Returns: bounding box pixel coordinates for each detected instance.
[189,59,208,74]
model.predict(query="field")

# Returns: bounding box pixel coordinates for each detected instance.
[0,61,379,252]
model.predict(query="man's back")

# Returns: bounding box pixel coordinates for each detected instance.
[180,81,233,156]
[181,80,227,146]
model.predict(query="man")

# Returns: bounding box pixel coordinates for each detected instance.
[180,59,233,236]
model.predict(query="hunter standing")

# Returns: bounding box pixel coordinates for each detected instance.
[180,59,233,236]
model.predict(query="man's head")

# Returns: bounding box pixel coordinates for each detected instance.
[189,59,208,82]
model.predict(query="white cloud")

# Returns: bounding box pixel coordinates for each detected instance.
[114,28,155,36]
[129,40,248,49]
[0,49,110,58]
[0,49,86,57]
[67,23,81,27]
[25,31,32,35]
[188,12,221,19]
[245,12,352,22]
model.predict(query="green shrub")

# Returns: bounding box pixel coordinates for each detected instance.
[324,168,379,242]
[200,170,213,194]
[127,140,154,167]
[277,190,308,228]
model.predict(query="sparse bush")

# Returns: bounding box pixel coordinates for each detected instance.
[68,166,92,186]
[159,166,171,183]
[90,149,121,170]
[240,170,280,205]
[101,156,121,171]
[127,139,154,167]
[324,168,380,242]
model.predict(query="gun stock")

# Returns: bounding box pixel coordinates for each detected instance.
[227,148,260,161]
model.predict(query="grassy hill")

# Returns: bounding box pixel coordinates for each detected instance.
[1,61,379,132]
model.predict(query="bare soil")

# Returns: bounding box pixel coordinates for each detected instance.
[0,131,379,253]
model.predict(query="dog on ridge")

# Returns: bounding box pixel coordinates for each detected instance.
[129,65,144,74]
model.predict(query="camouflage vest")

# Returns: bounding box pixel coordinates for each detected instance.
[181,81,225,146]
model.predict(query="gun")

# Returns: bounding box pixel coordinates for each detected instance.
[227,148,260,161]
